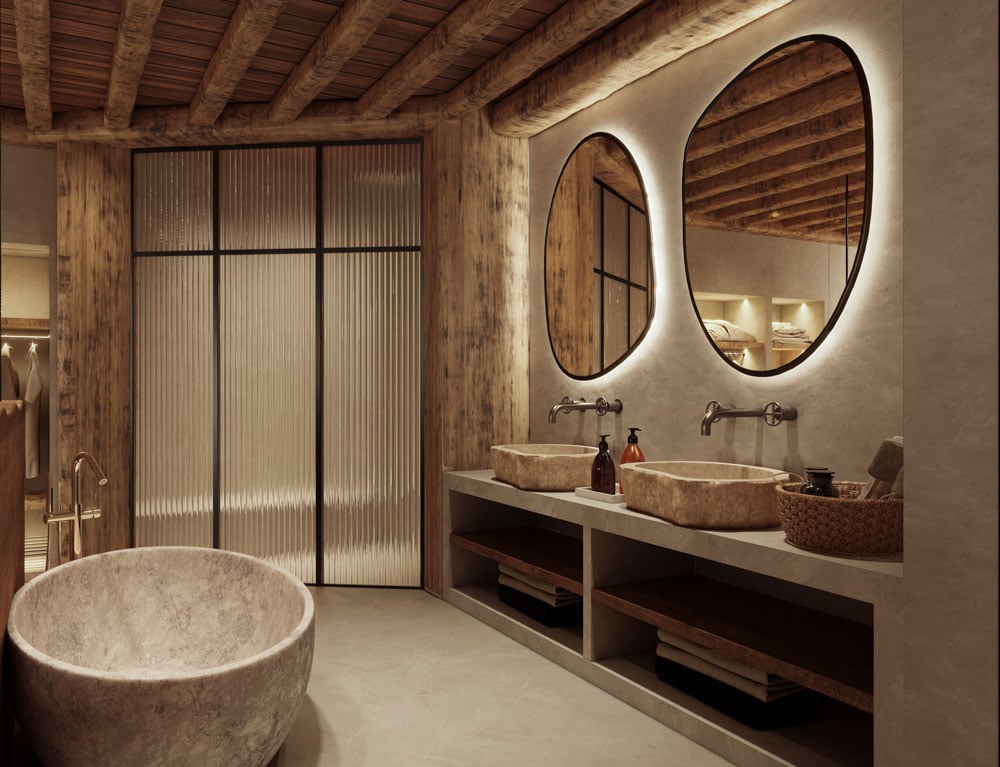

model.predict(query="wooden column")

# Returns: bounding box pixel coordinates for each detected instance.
[1,400,26,754]
[56,143,132,562]
[422,110,530,594]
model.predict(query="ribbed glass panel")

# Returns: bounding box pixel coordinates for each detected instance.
[630,210,649,287]
[323,251,421,586]
[134,257,213,547]
[604,279,628,365]
[219,253,316,582]
[133,152,212,252]
[219,147,315,251]
[603,190,628,279]
[323,143,421,248]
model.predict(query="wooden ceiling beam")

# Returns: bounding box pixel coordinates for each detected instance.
[686,153,867,214]
[686,72,861,161]
[188,0,287,127]
[685,103,864,183]
[704,171,866,222]
[9,98,439,147]
[697,41,854,128]
[268,0,397,124]
[356,0,526,120]
[104,0,164,129]
[685,128,866,202]
[773,201,865,230]
[441,0,647,118]
[489,0,795,138]
[11,0,53,131]
[686,216,861,246]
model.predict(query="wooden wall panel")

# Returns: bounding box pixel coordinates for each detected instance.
[422,109,530,594]
[56,142,131,562]
[1,400,25,746]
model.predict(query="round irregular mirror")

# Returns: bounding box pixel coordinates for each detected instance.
[683,36,871,374]
[546,134,654,379]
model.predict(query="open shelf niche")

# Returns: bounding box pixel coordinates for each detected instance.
[444,469,902,767]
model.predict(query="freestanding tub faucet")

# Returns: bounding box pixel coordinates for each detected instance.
[548,396,624,423]
[44,450,108,558]
[701,400,798,436]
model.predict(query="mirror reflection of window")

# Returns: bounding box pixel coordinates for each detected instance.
[683,36,871,375]
[546,134,654,379]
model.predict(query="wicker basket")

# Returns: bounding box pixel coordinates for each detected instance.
[775,481,903,556]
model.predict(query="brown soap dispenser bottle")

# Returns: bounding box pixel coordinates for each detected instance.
[591,434,617,494]
[619,427,645,493]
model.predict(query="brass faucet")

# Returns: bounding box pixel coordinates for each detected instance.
[44,451,108,558]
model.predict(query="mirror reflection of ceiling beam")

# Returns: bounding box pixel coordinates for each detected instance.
[685,128,866,202]
[686,153,866,214]
[686,103,865,182]
[686,72,861,161]
[702,172,865,222]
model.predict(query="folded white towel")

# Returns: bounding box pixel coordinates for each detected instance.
[498,564,573,596]
[656,628,789,686]
[498,574,582,607]
[656,642,803,702]
[703,319,757,343]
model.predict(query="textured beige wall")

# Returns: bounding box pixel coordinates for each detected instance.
[901,1,998,765]
[528,0,996,765]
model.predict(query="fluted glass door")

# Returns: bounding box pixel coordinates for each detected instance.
[132,142,422,586]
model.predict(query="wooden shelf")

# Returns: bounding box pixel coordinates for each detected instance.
[711,339,762,351]
[450,526,583,595]
[592,574,873,712]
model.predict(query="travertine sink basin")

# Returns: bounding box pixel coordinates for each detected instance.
[621,461,784,529]
[491,444,598,491]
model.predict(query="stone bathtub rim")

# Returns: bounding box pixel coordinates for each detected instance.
[6,545,315,684]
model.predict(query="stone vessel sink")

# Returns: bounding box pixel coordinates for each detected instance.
[491,444,598,491]
[621,461,784,529]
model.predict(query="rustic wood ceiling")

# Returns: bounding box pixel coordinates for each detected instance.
[0,1,862,244]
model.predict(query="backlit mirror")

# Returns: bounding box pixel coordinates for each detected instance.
[545,134,653,379]
[684,36,871,374]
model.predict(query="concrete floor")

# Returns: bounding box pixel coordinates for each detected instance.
[9,587,734,766]
[271,587,733,767]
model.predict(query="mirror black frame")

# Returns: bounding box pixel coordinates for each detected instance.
[682,35,874,376]
[544,132,656,380]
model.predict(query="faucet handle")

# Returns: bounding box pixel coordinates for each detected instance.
[763,401,797,426]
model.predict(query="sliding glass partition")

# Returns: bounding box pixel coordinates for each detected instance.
[133,142,422,586]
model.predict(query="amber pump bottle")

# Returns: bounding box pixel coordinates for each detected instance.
[591,435,617,494]
[619,427,645,493]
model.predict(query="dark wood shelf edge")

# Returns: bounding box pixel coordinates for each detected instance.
[593,576,874,713]
[450,526,584,595]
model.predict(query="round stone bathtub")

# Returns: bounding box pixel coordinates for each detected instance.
[7,546,315,767]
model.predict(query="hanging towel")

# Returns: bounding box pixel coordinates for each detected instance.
[24,346,43,479]
[1,345,19,399]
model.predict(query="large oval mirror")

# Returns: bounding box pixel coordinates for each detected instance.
[546,134,654,379]
[684,36,871,374]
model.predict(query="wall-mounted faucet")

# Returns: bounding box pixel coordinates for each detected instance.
[44,451,108,558]
[701,400,797,436]
[548,396,623,423]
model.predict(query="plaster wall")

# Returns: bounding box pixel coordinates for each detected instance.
[530,0,901,481]
[528,0,997,764]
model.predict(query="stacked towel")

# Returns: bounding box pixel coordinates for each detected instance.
[498,564,581,607]
[771,322,812,347]
[656,628,803,703]
[702,319,757,343]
